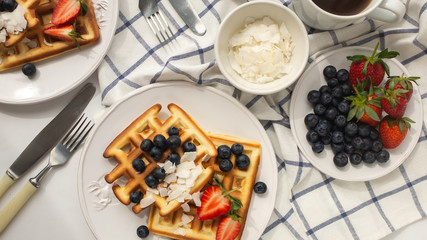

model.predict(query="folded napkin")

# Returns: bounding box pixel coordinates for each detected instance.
[97,0,427,239]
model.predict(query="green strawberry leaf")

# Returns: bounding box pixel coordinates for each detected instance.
[79,0,88,16]
[346,55,367,62]
[364,105,380,121]
[347,107,357,121]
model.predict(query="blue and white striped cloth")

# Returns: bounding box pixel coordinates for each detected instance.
[97,0,427,239]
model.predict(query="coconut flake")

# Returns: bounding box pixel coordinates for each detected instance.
[140,192,156,208]
[192,192,201,207]
[179,213,194,226]
[181,151,197,162]
[181,203,190,212]
[174,228,186,236]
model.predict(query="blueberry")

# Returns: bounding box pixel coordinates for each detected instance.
[341,83,353,96]
[327,78,339,88]
[153,134,167,150]
[304,113,319,130]
[312,141,324,153]
[357,123,371,137]
[337,100,350,114]
[323,65,337,79]
[307,90,321,105]
[331,86,343,98]
[362,138,373,151]
[313,103,326,115]
[333,152,348,167]
[320,92,333,106]
[363,151,376,164]
[370,128,380,140]
[236,154,250,170]
[145,174,159,188]
[371,140,383,152]
[331,97,342,107]
[219,159,233,172]
[350,153,362,165]
[334,115,347,128]
[324,107,338,121]
[321,135,332,145]
[319,85,332,94]
[344,122,358,136]
[253,181,267,194]
[153,167,166,180]
[182,141,196,152]
[336,69,350,83]
[130,191,143,203]
[217,145,231,159]
[314,122,330,137]
[331,130,344,144]
[167,152,181,165]
[344,134,354,144]
[149,146,163,161]
[132,158,146,173]
[140,139,154,152]
[231,143,244,155]
[376,150,390,163]
[136,225,149,238]
[3,0,18,12]
[168,126,180,136]
[331,142,345,154]
[307,129,320,143]
[344,143,355,154]
[352,136,365,150]
[166,135,181,150]
[22,63,36,76]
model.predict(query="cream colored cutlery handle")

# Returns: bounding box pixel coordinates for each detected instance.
[0,181,37,233]
[0,173,15,198]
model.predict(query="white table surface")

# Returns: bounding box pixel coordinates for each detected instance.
[0,73,426,240]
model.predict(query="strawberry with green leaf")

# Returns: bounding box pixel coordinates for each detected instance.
[379,116,415,149]
[345,81,382,127]
[385,74,420,101]
[43,21,85,49]
[381,85,409,119]
[347,43,399,88]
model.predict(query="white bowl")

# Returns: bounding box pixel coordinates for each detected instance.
[215,1,309,95]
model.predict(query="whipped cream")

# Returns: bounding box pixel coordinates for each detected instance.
[228,16,294,84]
[0,5,27,43]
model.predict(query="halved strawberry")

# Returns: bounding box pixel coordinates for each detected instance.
[43,22,84,48]
[216,215,241,240]
[197,174,242,221]
[52,0,88,25]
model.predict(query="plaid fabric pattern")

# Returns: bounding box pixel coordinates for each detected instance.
[97,0,427,239]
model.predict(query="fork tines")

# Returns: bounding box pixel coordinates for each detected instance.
[146,10,174,44]
[62,114,94,151]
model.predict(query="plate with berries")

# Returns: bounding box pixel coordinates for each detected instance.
[290,46,423,181]
[77,82,277,240]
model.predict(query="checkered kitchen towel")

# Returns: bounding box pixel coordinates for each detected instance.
[97,0,427,239]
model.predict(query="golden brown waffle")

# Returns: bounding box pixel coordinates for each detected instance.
[148,132,261,240]
[103,103,218,216]
[0,0,100,71]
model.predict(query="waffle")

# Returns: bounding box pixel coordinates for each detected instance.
[148,132,261,240]
[103,103,218,216]
[0,0,100,72]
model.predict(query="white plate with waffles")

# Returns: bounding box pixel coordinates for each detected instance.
[77,82,278,240]
[0,0,119,105]
[290,46,423,182]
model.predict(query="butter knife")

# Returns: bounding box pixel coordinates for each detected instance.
[0,83,95,198]
[169,0,207,36]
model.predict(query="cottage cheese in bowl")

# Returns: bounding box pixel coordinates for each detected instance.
[228,17,294,84]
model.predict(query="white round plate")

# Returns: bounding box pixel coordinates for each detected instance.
[78,82,278,240]
[0,0,119,105]
[290,46,423,182]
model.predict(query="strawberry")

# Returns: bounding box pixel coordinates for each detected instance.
[347,43,399,89]
[381,85,409,118]
[385,75,419,101]
[216,215,241,240]
[379,116,414,149]
[197,174,242,221]
[43,22,84,48]
[52,0,88,25]
[345,81,382,127]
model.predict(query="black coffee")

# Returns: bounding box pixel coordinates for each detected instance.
[313,0,372,16]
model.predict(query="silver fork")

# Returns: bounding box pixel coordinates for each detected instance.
[0,115,94,233]
[139,0,174,44]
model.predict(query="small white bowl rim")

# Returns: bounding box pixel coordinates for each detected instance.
[215,1,309,95]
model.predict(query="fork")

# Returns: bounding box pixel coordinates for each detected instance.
[0,115,94,233]
[139,0,174,44]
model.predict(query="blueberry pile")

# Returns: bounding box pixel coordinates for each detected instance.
[0,0,18,12]
[305,65,390,167]
[217,143,250,172]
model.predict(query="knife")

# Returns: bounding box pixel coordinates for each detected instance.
[169,0,207,36]
[0,83,95,198]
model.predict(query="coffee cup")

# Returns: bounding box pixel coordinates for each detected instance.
[291,0,406,30]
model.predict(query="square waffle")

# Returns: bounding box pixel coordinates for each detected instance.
[0,0,100,71]
[148,132,261,240]
[103,103,218,216]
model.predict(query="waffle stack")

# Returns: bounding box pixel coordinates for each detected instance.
[0,0,100,72]
[103,103,262,240]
